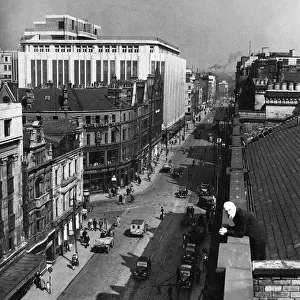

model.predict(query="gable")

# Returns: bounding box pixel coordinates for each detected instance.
[0,83,17,104]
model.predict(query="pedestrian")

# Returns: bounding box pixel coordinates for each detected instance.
[202,248,209,272]
[119,194,123,203]
[93,218,97,231]
[86,235,90,247]
[84,235,88,248]
[126,186,130,195]
[191,206,195,219]
[99,218,103,231]
[87,219,92,230]
[219,201,267,260]
[103,214,108,230]
[116,215,120,227]
[35,271,41,289]
[192,159,195,167]
[82,228,87,243]
[138,176,141,185]
[130,184,134,194]
[160,206,164,220]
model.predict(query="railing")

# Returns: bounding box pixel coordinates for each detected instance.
[35,192,50,208]
[61,175,77,187]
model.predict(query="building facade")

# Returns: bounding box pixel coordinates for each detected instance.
[0,83,24,270]
[18,14,186,129]
[16,70,164,193]
[0,49,18,85]
[22,117,84,261]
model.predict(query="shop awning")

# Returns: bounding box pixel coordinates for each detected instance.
[0,253,46,300]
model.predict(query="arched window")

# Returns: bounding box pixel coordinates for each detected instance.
[35,177,44,198]
[3,96,10,103]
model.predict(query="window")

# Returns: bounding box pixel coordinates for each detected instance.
[75,159,78,173]
[150,46,154,53]
[35,177,43,198]
[66,47,71,52]
[105,46,110,53]
[0,181,2,200]
[8,199,13,215]
[63,165,66,180]
[112,114,116,123]
[87,134,90,145]
[53,116,58,120]
[4,65,7,71]
[82,47,87,52]
[98,47,103,53]
[4,119,11,137]
[55,199,58,217]
[77,48,81,53]
[104,115,109,124]
[95,115,100,123]
[111,131,116,143]
[68,162,71,177]
[104,133,108,143]
[122,46,127,53]
[55,170,58,186]
[55,46,59,52]
[58,21,64,29]
[36,116,42,121]
[61,46,65,52]
[86,116,91,125]
[134,46,139,53]
[88,47,93,52]
[72,20,74,30]
[123,128,126,141]
[112,46,117,53]
[128,46,133,53]
[8,237,14,250]
[34,46,38,52]
[5,57,8,62]
[45,46,50,52]
[123,113,126,121]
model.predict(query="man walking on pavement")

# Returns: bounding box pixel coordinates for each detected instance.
[192,158,195,167]
[98,218,103,231]
[93,218,97,231]
[116,215,120,227]
[160,206,164,220]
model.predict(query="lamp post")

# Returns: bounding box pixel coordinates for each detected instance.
[72,188,78,256]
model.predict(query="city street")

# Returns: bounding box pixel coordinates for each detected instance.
[57,118,216,300]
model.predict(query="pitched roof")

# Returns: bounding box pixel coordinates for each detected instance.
[15,87,122,111]
[246,116,300,259]
[42,119,78,135]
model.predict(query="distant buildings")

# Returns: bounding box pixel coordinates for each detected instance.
[236,48,300,123]
[218,80,228,97]
[0,49,18,85]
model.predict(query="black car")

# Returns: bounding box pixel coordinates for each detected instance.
[132,256,151,280]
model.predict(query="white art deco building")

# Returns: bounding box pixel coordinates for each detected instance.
[18,15,186,127]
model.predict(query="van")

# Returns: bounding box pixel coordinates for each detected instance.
[130,219,147,236]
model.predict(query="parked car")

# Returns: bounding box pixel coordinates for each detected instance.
[132,256,151,280]
[198,183,210,196]
[130,219,147,237]
[161,163,173,173]
[178,264,194,289]
[182,243,197,265]
[175,186,188,198]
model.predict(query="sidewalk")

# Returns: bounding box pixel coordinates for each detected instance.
[22,149,178,300]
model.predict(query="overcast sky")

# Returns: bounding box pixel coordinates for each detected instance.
[1,0,300,72]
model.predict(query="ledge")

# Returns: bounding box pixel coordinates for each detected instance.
[253,260,300,277]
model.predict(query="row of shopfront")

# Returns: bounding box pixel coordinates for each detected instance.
[83,117,187,193]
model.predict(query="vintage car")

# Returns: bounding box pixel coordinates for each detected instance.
[132,256,151,280]
[198,183,210,196]
[161,163,173,173]
[130,219,147,237]
[198,195,216,211]
[178,264,194,289]
[92,236,114,253]
[175,186,188,198]
[182,243,197,265]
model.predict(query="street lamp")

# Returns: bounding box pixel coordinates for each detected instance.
[72,188,79,258]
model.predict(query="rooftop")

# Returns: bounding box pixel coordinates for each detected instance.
[246,116,300,259]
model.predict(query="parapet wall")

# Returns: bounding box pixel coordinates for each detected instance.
[217,116,253,299]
